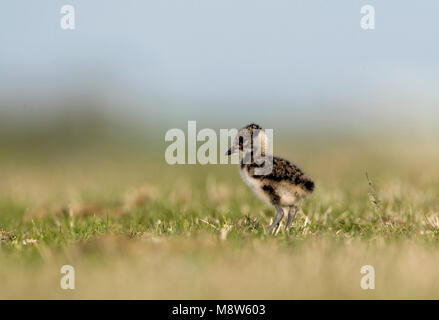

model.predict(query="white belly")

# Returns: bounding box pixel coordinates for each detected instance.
[239,168,301,207]
[239,168,273,206]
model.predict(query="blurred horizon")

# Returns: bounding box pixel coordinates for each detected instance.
[1,1,439,136]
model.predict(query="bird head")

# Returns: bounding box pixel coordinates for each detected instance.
[225,123,266,157]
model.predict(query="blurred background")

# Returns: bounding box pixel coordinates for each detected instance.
[2,1,439,299]
[1,0,438,135]
[1,0,439,201]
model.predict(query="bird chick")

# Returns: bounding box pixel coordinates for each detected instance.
[226,124,314,233]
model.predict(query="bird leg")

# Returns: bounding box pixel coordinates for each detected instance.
[268,205,284,233]
[285,205,297,230]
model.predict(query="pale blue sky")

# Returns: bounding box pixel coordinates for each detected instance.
[1,1,438,128]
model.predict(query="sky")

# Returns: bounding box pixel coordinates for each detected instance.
[0,1,438,129]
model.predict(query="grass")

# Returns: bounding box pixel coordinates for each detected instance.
[1,134,439,299]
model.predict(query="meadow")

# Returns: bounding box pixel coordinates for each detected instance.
[1,123,439,299]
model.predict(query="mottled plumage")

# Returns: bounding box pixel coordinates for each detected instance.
[227,124,314,233]
[242,157,314,206]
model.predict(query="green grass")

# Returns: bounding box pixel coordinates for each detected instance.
[1,136,439,299]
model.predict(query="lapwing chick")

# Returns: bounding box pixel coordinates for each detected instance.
[226,124,314,233]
